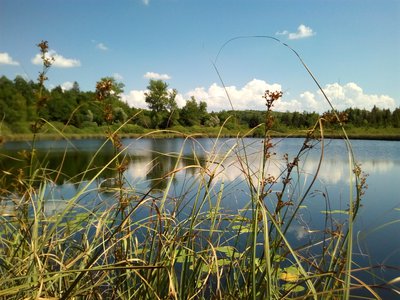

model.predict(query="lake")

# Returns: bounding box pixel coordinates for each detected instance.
[1,137,399,297]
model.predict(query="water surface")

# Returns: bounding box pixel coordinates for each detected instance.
[1,137,399,296]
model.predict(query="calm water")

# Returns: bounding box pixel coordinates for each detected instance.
[1,137,399,295]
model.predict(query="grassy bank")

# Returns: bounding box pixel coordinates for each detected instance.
[1,122,399,142]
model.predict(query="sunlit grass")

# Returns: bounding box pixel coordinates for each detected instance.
[0,115,380,299]
[1,38,397,300]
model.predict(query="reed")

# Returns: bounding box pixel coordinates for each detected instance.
[0,39,391,300]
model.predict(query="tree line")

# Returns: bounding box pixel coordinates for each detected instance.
[0,75,399,135]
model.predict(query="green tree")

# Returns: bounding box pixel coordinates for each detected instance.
[46,86,76,124]
[204,113,220,127]
[0,76,27,124]
[392,108,400,128]
[14,76,37,121]
[179,96,208,126]
[145,79,179,128]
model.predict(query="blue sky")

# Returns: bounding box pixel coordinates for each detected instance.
[1,0,399,112]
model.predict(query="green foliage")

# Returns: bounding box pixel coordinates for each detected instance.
[145,79,179,128]
[145,79,170,113]
[0,74,399,137]
[0,39,392,298]
[0,64,389,298]
[393,108,400,128]
[179,96,208,126]
[0,76,28,123]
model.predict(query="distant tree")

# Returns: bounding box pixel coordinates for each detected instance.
[179,97,198,126]
[204,113,220,127]
[46,86,76,123]
[0,76,27,123]
[145,80,170,113]
[113,107,128,123]
[392,108,400,128]
[179,96,209,126]
[14,76,37,121]
[216,110,240,130]
[291,111,301,128]
[71,81,80,93]
[198,101,209,124]
[145,79,179,128]
[241,111,263,128]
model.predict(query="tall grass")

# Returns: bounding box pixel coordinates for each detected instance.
[0,39,393,299]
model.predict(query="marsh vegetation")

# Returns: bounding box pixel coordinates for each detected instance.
[0,40,399,299]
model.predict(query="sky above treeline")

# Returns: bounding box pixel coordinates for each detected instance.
[1,0,399,113]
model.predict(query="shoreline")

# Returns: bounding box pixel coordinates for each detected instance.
[2,130,400,143]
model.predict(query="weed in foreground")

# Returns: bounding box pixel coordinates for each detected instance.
[0,40,393,300]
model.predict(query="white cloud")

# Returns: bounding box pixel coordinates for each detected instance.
[143,72,171,80]
[61,81,74,91]
[113,73,124,81]
[288,24,316,40]
[122,90,148,109]
[121,80,397,113]
[96,43,108,51]
[186,79,282,111]
[319,82,396,111]
[174,91,186,107]
[142,0,150,5]
[31,50,81,68]
[276,24,316,40]
[0,52,19,65]
[289,82,397,113]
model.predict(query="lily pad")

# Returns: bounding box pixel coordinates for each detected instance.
[215,246,241,258]
[231,224,252,233]
[279,266,301,282]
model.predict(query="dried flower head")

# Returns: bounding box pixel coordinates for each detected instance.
[95,79,114,101]
[263,90,283,110]
[37,40,49,53]
[322,111,348,125]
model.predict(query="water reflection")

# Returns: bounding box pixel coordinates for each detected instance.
[2,138,399,209]
[1,138,399,262]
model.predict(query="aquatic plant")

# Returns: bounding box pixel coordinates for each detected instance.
[0,39,396,300]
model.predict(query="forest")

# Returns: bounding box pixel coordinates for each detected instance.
[1,75,399,138]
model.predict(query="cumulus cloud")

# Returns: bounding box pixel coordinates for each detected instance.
[286,82,397,113]
[61,81,74,91]
[289,24,316,39]
[186,79,282,111]
[276,24,316,40]
[122,90,148,109]
[0,52,19,65]
[121,80,397,113]
[96,43,108,51]
[318,82,396,111]
[31,50,81,68]
[144,72,171,80]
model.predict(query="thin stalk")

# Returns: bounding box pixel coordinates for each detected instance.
[344,148,355,300]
